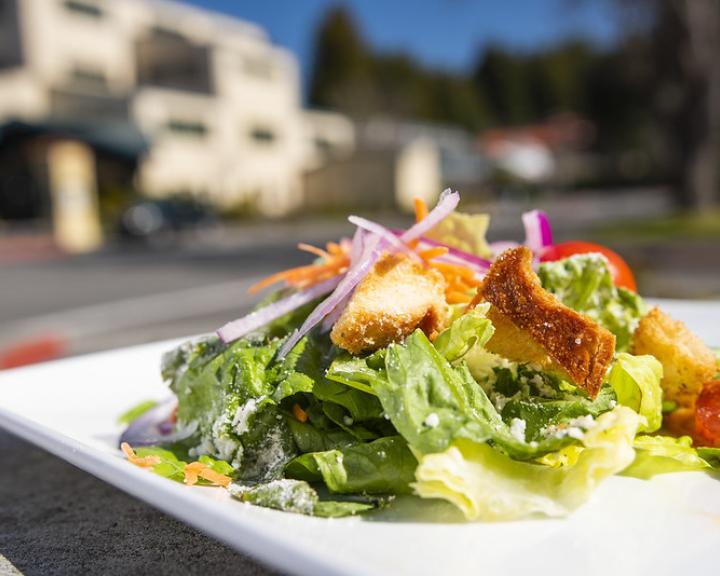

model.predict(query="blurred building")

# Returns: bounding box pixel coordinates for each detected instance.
[304,116,489,213]
[0,0,353,224]
[478,113,596,185]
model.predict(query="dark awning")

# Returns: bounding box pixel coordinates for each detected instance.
[0,119,149,160]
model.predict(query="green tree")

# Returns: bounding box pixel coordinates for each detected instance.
[309,6,372,114]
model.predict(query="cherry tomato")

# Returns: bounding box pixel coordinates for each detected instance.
[695,380,720,447]
[540,241,637,292]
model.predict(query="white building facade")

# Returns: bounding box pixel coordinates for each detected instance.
[0,0,337,216]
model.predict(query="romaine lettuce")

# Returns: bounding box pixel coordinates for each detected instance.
[369,329,616,460]
[621,435,710,479]
[433,303,495,363]
[229,479,375,517]
[285,436,416,494]
[538,254,647,351]
[413,406,641,520]
[608,352,663,433]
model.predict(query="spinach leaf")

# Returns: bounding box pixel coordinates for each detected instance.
[285,436,416,494]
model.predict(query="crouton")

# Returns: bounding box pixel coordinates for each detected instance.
[330,253,448,354]
[632,307,716,409]
[480,247,615,398]
[485,306,555,368]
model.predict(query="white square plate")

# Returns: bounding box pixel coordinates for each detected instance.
[2,299,720,576]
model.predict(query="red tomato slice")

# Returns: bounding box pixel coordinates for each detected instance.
[540,241,637,292]
[695,380,720,447]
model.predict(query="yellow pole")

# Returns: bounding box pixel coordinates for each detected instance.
[47,140,103,253]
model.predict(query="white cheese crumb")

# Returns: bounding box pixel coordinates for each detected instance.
[233,397,262,435]
[570,415,596,430]
[509,418,527,442]
[424,413,440,428]
[574,337,582,345]
[343,415,354,426]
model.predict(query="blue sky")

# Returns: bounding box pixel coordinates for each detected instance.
[186,0,621,80]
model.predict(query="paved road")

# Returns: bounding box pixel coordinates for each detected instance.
[0,431,278,576]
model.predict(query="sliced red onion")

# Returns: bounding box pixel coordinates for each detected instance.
[119,397,197,447]
[348,215,418,259]
[320,292,352,332]
[401,189,460,243]
[217,275,342,344]
[522,210,553,255]
[489,241,521,258]
[414,236,492,269]
[278,235,382,358]
[349,228,363,265]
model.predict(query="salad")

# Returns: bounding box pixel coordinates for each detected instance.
[119,190,720,520]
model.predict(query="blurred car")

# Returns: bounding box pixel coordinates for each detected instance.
[117,198,218,244]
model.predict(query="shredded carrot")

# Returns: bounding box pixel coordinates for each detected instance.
[249,240,351,294]
[121,442,161,468]
[448,279,472,293]
[431,262,480,284]
[414,197,429,223]
[297,242,330,259]
[248,196,484,311]
[418,246,449,261]
[183,461,232,488]
[446,291,473,304]
[326,242,343,256]
[198,467,232,488]
[184,461,202,485]
[293,403,308,423]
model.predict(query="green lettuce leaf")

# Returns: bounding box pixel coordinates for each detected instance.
[287,418,356,453]
[608,352,663,432]
[433,303,495,363]
[135,446,187,482]
[425,211,492,258]
[697,447,720,468]
[132,448,235,484]
[376,329,613,460]
[230,479,377,517]
[621,435,710,480]
[285,436,416,494]
[537,254,647,351]
[312,500,376,517]
[230,479,319,515]
[413,406,641,520]
[117,399,158,425]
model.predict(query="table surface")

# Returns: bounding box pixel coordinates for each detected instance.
[0,429,280,576]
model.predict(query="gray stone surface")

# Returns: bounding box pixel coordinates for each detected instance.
[0,430,282,576]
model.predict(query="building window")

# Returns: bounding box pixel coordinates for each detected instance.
[250,127,276,145]
[63,0,104,18]
[166,120,208,137]
[151,25,185,41]
[136,33,214,94]
[70,66,109,90]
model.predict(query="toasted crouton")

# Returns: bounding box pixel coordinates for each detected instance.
[485,306,555,368]
[480,247,615,398]
[632,307,716,408]
[330,253,448,354]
